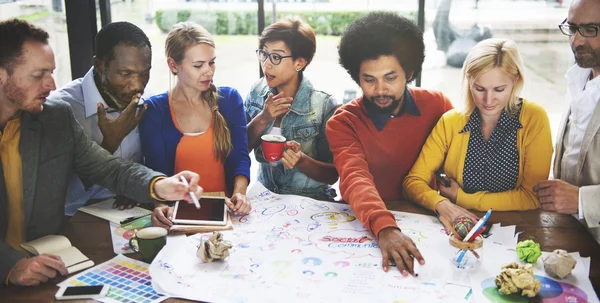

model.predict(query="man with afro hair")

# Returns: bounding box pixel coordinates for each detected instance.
[47,21,154,214]
[326,11,454,276]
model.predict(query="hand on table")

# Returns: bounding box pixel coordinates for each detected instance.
[228,193,252,215]
[151,205,173,229]
[112,195,140,210]
[435,200,479,235]
[534,180,579,214]
[8,255,68,286]
[378,227,425,276]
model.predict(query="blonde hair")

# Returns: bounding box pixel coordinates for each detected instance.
[165,21,232,162]
[462,38,525,116]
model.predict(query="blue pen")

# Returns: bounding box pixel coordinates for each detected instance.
[456,249,468,268]
[456,209,492,267]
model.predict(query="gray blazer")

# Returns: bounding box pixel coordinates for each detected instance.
[554,100,600,243]
[0,100,163,282]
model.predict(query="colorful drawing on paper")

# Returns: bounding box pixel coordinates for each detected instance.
[60,254,166,303]
[309,229,380,258]
[109,217,152,254]
[310,212,356,224]
[480,275,588,302]
[148,183,573,303]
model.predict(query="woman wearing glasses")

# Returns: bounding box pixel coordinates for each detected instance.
[245,18,340,201]
[403,38,553,224]
[139,22,252,225]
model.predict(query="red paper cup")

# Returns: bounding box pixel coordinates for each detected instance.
[261,134,286,162]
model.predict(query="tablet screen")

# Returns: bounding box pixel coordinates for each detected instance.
[174,198,226,222]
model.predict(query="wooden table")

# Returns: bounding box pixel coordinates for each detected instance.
[2,202,599,302]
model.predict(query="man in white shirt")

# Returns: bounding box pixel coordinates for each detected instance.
[48,22,153,215]
[534,0,600,243]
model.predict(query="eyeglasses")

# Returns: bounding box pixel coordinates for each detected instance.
[558,18,600,38]
[256,49,292,65]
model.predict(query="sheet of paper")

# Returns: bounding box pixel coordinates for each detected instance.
[149,183,469,302]
[79,199,152,224]
[109,217,152,254]
[485,223,517,246]
[166,234,187,246]
[21,235,71,255]
[149,183,597,303]
[581,256,591,277]
[60,254,168,303]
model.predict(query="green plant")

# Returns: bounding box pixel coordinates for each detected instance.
[177,10,191,23]
[154,10,417,36]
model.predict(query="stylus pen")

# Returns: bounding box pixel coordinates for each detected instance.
[179,176,201,209]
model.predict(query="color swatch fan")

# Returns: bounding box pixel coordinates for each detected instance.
[59,254,167,303]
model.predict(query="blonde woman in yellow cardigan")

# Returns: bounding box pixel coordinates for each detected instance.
[403,38,553,224]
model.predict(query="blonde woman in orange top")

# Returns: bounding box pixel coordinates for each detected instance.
[140,22,252,227]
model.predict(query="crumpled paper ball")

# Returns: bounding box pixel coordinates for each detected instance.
[197,232,232,263]
[542,249,577,279]
[451,215,475,239]
[494,262,541,298]
[516,240,542,263]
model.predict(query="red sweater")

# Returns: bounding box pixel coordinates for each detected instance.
[326,88,453,237]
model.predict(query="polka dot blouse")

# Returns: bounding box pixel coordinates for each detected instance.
[460,106,523,194]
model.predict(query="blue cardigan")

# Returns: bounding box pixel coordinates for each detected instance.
[139,87,251,194]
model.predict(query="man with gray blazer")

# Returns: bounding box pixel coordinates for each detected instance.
[0,19,204,286]
[534,0,600,243]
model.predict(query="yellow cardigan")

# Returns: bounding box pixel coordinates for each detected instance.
[403,99,553,212]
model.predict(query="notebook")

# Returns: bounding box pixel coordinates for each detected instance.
[20,235,95,274]
[78,198,152,224]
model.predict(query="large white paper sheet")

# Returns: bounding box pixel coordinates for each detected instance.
[149,183,597,303]
[150,183,469,302]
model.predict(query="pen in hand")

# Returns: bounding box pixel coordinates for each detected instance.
[179,175,201,209]
[388,258,420,277]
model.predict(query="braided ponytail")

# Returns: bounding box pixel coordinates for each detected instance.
[203,83,232,162]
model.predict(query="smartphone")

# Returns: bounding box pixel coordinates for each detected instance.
[435,170,451,187]
[55,285,110,300]
[480,222,494,238]
[470,222,494,239]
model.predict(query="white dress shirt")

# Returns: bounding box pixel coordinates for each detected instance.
[560,65,600,219]
[48,67,152,216]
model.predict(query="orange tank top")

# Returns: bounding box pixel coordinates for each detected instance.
[170,98,227,194]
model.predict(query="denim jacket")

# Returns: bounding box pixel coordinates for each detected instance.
[245,75,340,201]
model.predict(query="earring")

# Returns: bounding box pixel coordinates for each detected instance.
[296,67,302,72]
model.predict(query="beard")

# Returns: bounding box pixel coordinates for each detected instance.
[573,45,600,68]
[4,77,45,114]
[365,94,402,114]
[99,74,141,109]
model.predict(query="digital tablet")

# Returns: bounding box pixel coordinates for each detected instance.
[172,197,228,226]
